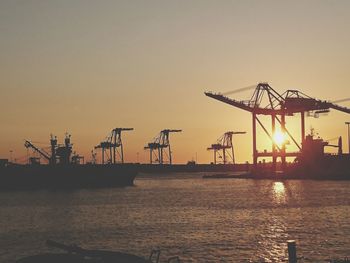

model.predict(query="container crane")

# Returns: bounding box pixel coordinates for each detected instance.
[205,83,350,171]
[95,128,133,164]
[207,131,246,164]
[144,129,182,164]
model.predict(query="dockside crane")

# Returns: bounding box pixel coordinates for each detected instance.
[144,129,182,164]
[95,128,133,164]
[205,83,350,171]
[207,131,246,164]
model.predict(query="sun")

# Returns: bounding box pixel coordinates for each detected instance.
[273,131,286,146]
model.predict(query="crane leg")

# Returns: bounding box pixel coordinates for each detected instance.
[272,114,277,171]
[252,113,257,167]
[169,145,172,165]
[301,111,305,144]
[281,113,286,170]
[121,144,124,164]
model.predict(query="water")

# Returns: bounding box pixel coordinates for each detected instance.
[0,174,349,262]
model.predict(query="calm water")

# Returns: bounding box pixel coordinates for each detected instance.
[0,174,349,262]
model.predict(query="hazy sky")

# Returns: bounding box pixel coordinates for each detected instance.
[1,0,350,164]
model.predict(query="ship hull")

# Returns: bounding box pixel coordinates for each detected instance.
[0,164,138,191]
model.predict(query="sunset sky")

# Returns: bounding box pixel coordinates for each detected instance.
[1,0,350,164]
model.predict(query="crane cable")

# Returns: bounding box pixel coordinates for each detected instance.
[221,84,256,96]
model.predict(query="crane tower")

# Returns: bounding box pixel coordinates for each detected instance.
[207,131,246,164]
[95,128,133,164]
[144,129,182,164]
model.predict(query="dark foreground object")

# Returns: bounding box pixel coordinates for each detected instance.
[17,240,180,263]
[287,240,297,263]
[0,164,137,191]
[17,253,148,263]
[17,240,150,263]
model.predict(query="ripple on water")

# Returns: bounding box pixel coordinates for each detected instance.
[0,176,349,262]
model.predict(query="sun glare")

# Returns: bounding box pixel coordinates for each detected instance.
[273,131,286,146]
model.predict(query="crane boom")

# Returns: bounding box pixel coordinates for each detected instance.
[161,129,182,133]
[205,92,255,112]
[113,128,134,132]
[206,89,350,116]
[329,103,350,114]
[24,140,51,161]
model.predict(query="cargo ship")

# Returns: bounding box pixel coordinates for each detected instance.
[283,133,350,180]
[0,134,137,191]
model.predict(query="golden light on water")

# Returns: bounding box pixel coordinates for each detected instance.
[273,182,286,204]
[257,182,289,261]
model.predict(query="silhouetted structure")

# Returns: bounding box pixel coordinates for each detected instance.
[1,132,137,190]
[207,131,246,164]
[95,128,133,164]
[346,122,350,154]
[144,129,182,164]
[205,83,350,171]
[24,133,82,165]
[17,240,180,263]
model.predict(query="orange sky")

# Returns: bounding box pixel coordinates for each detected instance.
[1,1,350,164]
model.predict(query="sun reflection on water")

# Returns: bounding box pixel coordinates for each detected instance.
[256,182,289,262]
[273,181,286,205]
[258,215,288,262]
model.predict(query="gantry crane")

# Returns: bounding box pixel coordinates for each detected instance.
[207,131,246,164]
[95,128,133,164]
[205,83,350,171]
[144,129,182,164]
